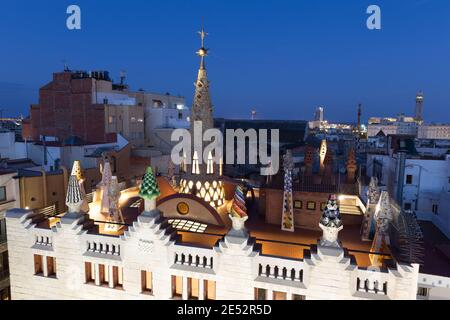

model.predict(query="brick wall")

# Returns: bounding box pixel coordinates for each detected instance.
[30,72,107,143]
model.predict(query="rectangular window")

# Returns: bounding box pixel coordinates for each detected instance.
[0,186,6,202]
[99,264,108,286]
[417,287,429,298]
[432,204,439,215]
[307,201,316,211]
[273,291,287,300]
[46,256,56,277]
[85,262,94,283]
[1,251,9,273]
[292,294,306,300]
[34,254,43,275]
[204,280,216,300]
[294,200,302,210]
[112,266,123,288]
[406,175,413,185]
[188,278,199,300]
[172,276,183,298]
[0,219,6,242]
[141,270,153,294]
[254,288,267,300]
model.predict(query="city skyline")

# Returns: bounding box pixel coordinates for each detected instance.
[0,0,449,122]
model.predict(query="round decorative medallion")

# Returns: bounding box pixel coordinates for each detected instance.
[177,202,190,215]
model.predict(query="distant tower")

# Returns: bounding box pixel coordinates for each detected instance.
[415,91,424,122]
[251,110,257,120]
[315,106,324,122]
[357,104,362,134]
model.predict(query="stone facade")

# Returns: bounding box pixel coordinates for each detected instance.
[5,207,420,300]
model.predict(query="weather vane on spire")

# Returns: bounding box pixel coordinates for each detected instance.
[197,23,209,69]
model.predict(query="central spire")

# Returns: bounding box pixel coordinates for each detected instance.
[191,24,214,133]
[179,25,225,209]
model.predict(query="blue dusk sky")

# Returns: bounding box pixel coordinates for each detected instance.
[0,0,449,123]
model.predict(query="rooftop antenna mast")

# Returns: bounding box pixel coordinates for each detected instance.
[62,59,69,72]
[197,18,209,70]
[120,70,127,85]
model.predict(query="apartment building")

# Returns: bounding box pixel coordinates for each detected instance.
[367,148,450,237]
[8,160,446,301]
[0,170,20,300]
[27,69,188,148]
[5,205,420,300]
[418,124,450,140]
[368,116,419,137]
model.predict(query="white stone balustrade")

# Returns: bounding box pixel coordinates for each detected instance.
[84,235,122,257]
[35,235,52,247]
[254,255,306,283]
[172,246,216,270]
[355,269,390,295]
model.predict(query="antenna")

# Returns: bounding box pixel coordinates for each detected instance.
[120,70,126,85]
[62,59,69,72]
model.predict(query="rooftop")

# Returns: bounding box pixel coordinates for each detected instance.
[35,177,392,270]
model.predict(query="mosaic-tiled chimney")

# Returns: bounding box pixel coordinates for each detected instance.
[319,194,343,247]
[65,175,83,213]
[139,167,161,212]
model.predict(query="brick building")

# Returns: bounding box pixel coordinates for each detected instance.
[29,70,115,144]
